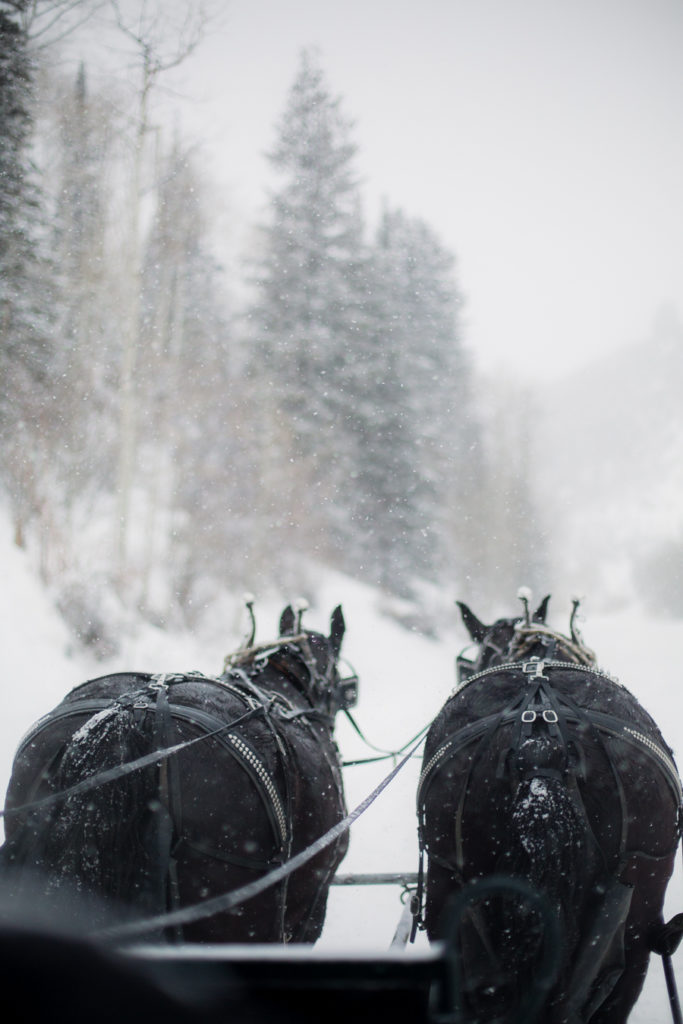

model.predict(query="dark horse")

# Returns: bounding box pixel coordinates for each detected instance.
[0,603,356,944]
[417,594,682,1023]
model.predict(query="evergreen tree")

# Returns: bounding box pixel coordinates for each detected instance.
[342,234,421,592]
[249,50,371,575]
[474,380,548,604]
[7,62,124,584]
[362,206,481,591]
[250,53,487,597]
[0,7,49,408]
[0,6,56,549]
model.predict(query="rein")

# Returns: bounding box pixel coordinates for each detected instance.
[97,731,426,942]
[225,633,356,717]
[342,709,430,767]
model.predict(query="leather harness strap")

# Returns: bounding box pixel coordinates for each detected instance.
[21,677,292,864]
[415,659,683,930]
[418,661,682,819]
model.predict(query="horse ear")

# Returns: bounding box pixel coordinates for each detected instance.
[279,605,296,636]
[456,601,488,643]
[533,595,551,623]
[329,605,345,655]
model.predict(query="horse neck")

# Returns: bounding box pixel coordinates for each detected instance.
[265,667,314,710]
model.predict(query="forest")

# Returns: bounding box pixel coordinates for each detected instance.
[1,0,546,656]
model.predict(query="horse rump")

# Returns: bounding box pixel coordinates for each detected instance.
[471,747,590,1016]
[2,702,166,930]
[506,736,588,939]
[423,724,599,1021]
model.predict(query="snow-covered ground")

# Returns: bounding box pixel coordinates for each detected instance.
[1,504,682,1020]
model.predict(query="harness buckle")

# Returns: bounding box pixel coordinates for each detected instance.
[521,708,559,726]
[523,658,548,680]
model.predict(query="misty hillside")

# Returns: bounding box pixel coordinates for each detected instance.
[534,310,683,606]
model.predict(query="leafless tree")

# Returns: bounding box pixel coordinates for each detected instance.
[105,0,219,580]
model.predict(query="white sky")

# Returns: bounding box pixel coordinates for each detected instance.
[76,0,683,381]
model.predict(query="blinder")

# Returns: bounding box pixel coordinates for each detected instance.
[260,638,358,715]
[336,661,359,711]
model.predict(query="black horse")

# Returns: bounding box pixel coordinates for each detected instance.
[0,603,356,944]
[417,594,682,1023]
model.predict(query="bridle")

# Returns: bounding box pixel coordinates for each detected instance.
[224,634,358,718]
[457,621,596,687]
[456,623,517,684]
[507,623,597,667]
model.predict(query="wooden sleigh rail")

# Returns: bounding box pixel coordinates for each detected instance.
[331,871,419,886]
[123,877,560,1024]
[132,941,452,1024]
[122,874,434,1023]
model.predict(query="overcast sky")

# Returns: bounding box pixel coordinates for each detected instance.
[81,0,683,382]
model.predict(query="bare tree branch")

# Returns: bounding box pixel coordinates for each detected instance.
[109,0,214,78]
[17,0,108,49]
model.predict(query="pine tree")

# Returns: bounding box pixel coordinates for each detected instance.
[361,206,481,591]
[0,7,51,401]
[250,53,487,597]
[474,380,548,604]
[248,53,367,558]
[340,236,421,592]
[0,7,56,549]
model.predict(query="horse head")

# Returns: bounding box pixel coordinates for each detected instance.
[277,602,357,717]
[456,592,596,682]
[456,593,550,678]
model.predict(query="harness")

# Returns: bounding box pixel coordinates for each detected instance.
[11,642,351,941]
[16,672,290,854]
[419,658,682,814]
[414,656,683,944]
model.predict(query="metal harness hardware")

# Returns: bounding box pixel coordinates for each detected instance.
[521,709,559,724]
[227,733,288,850]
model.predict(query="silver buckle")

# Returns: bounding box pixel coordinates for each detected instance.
[523,658,548,680]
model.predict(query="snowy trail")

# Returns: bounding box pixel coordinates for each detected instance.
[2,516,682,1020]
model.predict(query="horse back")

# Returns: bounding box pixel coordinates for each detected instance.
[2,670,348,943]
[419,662,681,1020]
[423,664,680,869]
